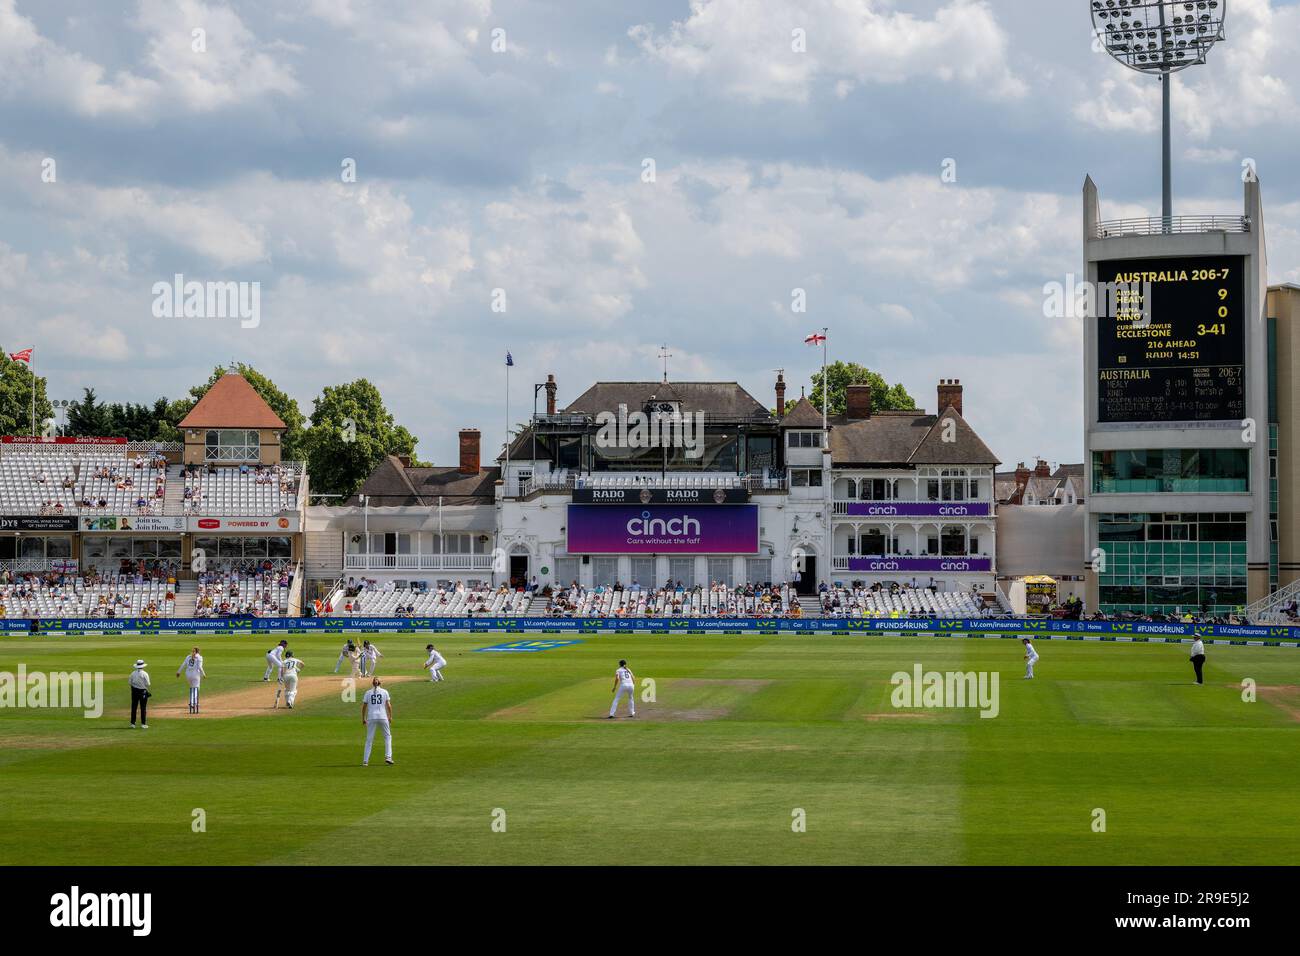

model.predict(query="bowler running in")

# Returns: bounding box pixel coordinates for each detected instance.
[176,646,206,714]
[608,659,636,718]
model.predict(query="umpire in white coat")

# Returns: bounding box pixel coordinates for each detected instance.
[129,659,151,729]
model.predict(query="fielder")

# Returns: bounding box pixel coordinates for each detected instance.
[608,659,636,718]
[361,677,394,766]
[275,651,306,708]
[1023,638,1039,679]
[176,646,206,714]
[263,639,288,681]
[333,639,355,674]
[361,640,383,677]
[423,644,446,682]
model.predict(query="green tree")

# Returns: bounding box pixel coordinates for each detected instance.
[796,362,915,418]
[0,354,53,436]
[66,387,115,436]
[174,364,307,460]
[302,379,421,499]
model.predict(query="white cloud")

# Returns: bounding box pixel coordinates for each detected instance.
[630,0,1026,104]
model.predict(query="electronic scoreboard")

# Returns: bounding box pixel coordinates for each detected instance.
[1095,255,1245,423]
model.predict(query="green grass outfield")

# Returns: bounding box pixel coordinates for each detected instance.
[1,632,1298,865]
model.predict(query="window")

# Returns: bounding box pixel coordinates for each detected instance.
[204,429,261,462]
[708,558,734,587]
[669,558,696,588]
[593,557,618,586]
[1092,449,1250,493]
[554,557,579,585]
[629,557,656,587]
[787,431,822,448]
[746,558,771,584]
[791,468,823,487]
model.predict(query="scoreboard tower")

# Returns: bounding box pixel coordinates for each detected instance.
[1083,177,1270,616]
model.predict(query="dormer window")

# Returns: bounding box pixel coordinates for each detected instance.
[787,431,823,448]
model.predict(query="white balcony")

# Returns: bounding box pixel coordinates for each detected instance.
[344,554,495,571]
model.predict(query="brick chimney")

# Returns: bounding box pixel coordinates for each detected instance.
[845,383,872,420]
[545,373,557,416]
[937,378,963,416]
[397,454,412,468]
[775,371,786,419]
[1034,458,1051,478]
[458,429,481,475]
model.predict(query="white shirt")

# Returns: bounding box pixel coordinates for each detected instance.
[267,646,285,663]
[179,655,204,679]
[363,687,391,721]
[615,666,633,686]
[280,657,304,678]
[425,650,446,667]
[1024,643,1039,662]
[129,668,150,690]
[1190,639,1205,657]
[364,644,381,660]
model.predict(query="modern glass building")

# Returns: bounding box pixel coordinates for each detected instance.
[1082,176,1272,616]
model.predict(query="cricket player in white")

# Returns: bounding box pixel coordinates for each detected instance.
[608,659,636,718]
[333,639,354,674]
[275,651,305,708]
[424,644,446,682]
[361,677,393,766]
[263,640,288,681]
[362,640,383,677]
[1023,638,1039,679]
[176,647,206,714]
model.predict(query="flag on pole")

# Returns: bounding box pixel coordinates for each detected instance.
[505,351,514,366]
[8,348,32,363]
[803,332,826,346]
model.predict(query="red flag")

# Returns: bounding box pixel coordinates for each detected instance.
[8,348,32,363]
[803,332,826,346]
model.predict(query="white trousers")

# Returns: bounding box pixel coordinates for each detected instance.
[429,662,445,682]
[363,719,392,763]
[334,651,348,673]
[610,682,636,717]
[283,675,299,706]
[1025,659,1037,678]
[187,680,200,711]
[264,655,279,680]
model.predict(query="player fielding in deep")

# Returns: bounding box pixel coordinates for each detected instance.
[361,677,394,766]
[608,659,636,719]
[424,644,446,682]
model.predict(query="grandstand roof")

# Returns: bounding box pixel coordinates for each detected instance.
[781,397,824,428]
[829,409,999,466]
[178,373,286,430]
[563,381,773,420]
[348,455,499,507]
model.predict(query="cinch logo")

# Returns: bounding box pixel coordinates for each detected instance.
[50,886,151,936]
[626,511,701,538]
[196,518,220,529]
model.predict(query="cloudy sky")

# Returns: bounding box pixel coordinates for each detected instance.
[1,0,1297,470]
